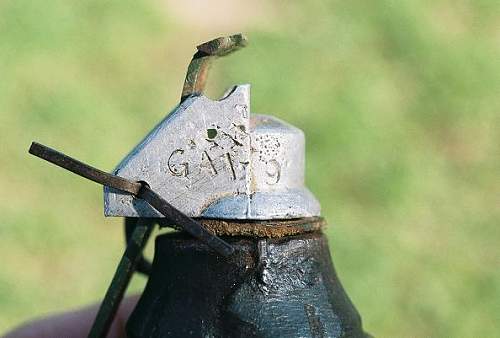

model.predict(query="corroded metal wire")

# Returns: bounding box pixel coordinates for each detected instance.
[29,141,235,338]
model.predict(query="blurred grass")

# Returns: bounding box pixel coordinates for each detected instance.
[0,0,499,336]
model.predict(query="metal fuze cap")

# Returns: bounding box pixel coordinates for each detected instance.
[104,35,320,220]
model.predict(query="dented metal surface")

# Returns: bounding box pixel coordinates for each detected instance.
[104,85,320,219]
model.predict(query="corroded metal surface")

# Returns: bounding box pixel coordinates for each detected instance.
[199,217,326,238]
[181,33,247,101]
[127,231,369,338]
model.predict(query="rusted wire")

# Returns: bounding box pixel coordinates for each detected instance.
[28,142,234,257]
[29,141,236,338]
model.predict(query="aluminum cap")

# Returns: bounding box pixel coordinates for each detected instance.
[104,85,320,219]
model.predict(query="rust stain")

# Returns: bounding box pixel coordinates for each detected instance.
[198,217,326,238]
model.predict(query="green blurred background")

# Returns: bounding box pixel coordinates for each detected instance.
[1,0,499,336]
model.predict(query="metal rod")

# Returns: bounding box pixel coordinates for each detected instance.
[28,34,251,338]
[29,141,235,338]
[88,218,155,338]
[28,141,234,257]
[29,142,141,195]
[125,217,152,275]
[138,185,234,257]
[180,33,247,102]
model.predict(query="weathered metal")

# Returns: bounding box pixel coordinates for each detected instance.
[28,142,234,257]
[104,33,319,220]
[127,230,370,338]
[198,217,326,238]
[125,217,153,275]
[103,88,320,220]
[181,33,247,101]
[27,34,369,338]
[29,142,236,338]
[88,218,155,337]
[29,142,141,195]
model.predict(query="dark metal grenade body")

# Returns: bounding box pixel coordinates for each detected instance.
[126,229,369,338]
[27,35,370,338]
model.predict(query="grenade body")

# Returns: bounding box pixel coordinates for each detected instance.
[127,230,369,338]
